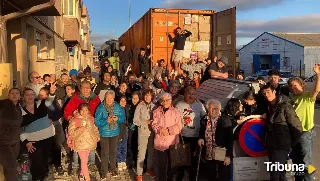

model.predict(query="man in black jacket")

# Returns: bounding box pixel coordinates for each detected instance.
[168,27,192,74]
[0,88,22,181]
[93,71,115,95]
[256,69,290,114]
[261,83,302,181]
[55,73,70,100]
[138,47,151,75]
[119,43,132,77]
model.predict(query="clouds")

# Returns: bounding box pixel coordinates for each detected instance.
[237,14,320,39]
[90,33,114,48]
[162,0,286,11]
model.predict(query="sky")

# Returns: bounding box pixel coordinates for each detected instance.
[83,0,320,49]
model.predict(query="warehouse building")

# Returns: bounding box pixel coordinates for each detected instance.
[239,32,320,77]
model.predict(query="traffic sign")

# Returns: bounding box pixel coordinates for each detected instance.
[239,118,267,157]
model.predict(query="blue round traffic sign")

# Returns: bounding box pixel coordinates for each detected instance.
[239,118,267,157]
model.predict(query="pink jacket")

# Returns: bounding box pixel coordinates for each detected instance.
[152,106,182,151]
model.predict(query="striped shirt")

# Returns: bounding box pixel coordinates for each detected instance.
[20,97,55,142]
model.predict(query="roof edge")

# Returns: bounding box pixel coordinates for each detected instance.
[239,32,305,51]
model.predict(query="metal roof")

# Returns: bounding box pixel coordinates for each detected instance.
[239,32,320,51]
[271,32,320,47]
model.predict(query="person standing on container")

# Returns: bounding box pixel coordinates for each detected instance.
[119,43,132,77]
[167,27,192,75]
[138,47,152,76]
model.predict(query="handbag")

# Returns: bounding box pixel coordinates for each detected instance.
[211,146,227,161]
[169,134,192,168]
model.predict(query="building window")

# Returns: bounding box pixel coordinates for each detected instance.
[64,0,75,16]
[46,37,53,59]
[36,32,41,58]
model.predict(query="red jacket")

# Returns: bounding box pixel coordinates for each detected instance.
[161,80,167,91]
[64,92,101,121]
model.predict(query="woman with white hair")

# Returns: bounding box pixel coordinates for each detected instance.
[151,93,182,181]
[198,98,233,181]
[95,90,125,179]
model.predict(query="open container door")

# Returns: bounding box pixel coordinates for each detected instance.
[212,7,236,77]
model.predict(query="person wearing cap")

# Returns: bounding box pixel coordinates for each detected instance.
[69,69,81,91]
[168,27,192,75]
[119,43,132,77]
[200,56,229,84]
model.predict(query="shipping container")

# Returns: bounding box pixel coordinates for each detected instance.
[119,7,236,75]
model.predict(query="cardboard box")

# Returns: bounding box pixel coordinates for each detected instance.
[183,41,193,58]
[195,41,210,52]
[199,33,210,41]
[233,157,270,181]
[190,23,199,41]
[199,23,211,33]
[199,15,211,24]
[192,15,199,23]
[197,51,209,59]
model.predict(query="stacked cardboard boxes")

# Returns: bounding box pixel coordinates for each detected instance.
[198,15,211,41]
[183,14,212,59]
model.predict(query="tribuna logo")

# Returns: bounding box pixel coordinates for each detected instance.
[264,162,305,172]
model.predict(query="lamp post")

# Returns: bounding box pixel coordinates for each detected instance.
[129,0,132,27]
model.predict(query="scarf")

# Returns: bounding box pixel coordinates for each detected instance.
[204,116,219,160]
[105,103,117,130]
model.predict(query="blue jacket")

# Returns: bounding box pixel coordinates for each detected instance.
[95,102,125,137]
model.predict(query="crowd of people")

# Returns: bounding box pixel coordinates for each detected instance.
[0,27,318,181]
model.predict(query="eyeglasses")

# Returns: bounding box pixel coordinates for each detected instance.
[161,99,172,103]
[31,76,41,79]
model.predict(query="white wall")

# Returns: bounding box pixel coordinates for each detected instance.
[239,33,304,75]
[304,47,320,77]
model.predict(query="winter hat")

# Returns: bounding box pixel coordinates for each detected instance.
[69,69,78,76]
[218,56,228,66]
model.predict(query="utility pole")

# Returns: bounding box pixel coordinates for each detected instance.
[129,0,132,27]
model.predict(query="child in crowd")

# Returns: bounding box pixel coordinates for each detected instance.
[193,71,201,89]
[68,103,100,181]
[117,96,129,170]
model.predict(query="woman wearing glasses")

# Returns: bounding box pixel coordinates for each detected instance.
[151,93,182,181]
[198,98,235,181]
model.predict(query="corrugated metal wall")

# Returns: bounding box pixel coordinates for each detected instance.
[304,47,320,77]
